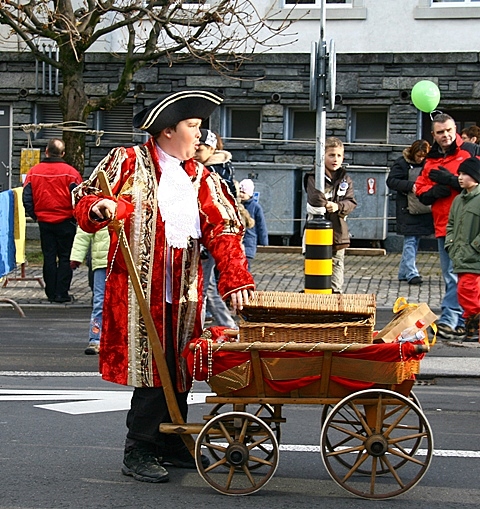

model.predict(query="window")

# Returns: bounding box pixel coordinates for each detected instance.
[284,1,351,4]
[349,108,388,143]
[225,108,262,141]
[34,102,64,139]
[288,110,316,141]
[274,0,366,20]
[97,104,134,143]
[415,0,480,18]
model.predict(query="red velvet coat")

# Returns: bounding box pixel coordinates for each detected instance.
[73,139,254,390]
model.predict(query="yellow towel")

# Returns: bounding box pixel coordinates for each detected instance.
[12,187,26,265]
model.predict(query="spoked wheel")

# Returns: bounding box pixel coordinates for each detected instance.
[320,390,424,475]
[205,404,282,469]
[195,411,279,495]
[320,389,433,499]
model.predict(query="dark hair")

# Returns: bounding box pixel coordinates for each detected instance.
[462,125,480,141]
[46,138,65,158]
[405,139,431,160]
[431,113,454,130]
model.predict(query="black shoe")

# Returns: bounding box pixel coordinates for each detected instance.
[122,448,169,483]
[408,276,423,285]
[53,294,74,303]
[161,445,210,469]
[464,316,479,342]
[455,326,467,341]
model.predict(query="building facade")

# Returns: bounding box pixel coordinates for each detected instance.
[1,0,480,245]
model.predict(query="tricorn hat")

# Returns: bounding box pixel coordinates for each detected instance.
[458,157,480,184]
[133,90,224,136]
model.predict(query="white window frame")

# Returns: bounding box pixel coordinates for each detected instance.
[414,0,480,19]
[270,0,366,20]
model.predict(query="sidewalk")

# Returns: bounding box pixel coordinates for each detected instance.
[1,249,443,310]
[1,249,479,379]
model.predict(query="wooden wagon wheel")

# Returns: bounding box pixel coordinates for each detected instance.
[195,411,279,495]
[204,403,282,468]
[320,390,424,475]
[320,389,433,500]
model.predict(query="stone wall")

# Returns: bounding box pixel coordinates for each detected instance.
[2,50,480,246]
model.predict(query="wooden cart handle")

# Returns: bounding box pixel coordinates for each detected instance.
[96,170,195,453]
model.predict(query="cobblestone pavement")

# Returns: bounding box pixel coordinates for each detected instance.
[253,249,442,310]
[1,249,443,311]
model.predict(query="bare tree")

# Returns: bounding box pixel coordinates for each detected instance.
[0,0,296,172]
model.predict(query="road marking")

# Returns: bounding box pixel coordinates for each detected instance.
[277,444,480,458]
[0,389,214,414]
[1,389,480,459]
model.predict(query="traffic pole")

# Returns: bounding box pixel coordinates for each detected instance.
[304,214,333,294]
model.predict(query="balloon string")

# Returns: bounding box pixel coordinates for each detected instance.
[429,109,443,120]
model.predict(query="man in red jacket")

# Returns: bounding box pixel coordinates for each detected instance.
[415,113,480,341]
[23,138,83,303]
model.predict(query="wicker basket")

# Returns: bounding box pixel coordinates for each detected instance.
[239,291,376,344]
[238,320,374,344]
[240,291,376,322]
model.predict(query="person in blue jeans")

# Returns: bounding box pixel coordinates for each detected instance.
[387,140,434,285]
[195,129,238,329]
[239,179,269,271]
[70,226,109,354]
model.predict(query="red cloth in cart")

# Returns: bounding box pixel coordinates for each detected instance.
[184,327,426,394]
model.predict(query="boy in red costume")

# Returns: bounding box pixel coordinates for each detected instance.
[73,90,254,483]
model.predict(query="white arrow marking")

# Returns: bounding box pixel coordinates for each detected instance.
[0,389,215,415]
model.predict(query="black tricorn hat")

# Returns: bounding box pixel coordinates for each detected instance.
[133,90,224,136]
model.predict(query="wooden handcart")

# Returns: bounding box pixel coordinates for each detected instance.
[162,292,435,500]
[98,171,434,500]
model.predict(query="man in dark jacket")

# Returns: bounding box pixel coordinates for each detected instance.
[22,138,83,303]
[416,113,480,340]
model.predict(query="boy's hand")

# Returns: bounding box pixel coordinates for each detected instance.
[91,198,116,222]
[326,201,339,213]
[230,289,254,311]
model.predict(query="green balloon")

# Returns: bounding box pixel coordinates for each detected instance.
[411,80,441,113]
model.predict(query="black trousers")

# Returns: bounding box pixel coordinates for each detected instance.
[125,304,188,452]
[38,219,77,301]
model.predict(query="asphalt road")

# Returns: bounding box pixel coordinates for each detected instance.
[1,308,479,508]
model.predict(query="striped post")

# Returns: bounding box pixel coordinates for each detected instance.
[304,214,333,294]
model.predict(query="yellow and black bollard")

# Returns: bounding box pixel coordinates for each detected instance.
[304,214,333,294]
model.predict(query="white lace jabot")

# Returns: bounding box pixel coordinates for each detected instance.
[156,146,201,249]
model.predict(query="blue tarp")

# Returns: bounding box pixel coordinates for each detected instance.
[0,190,16,277]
